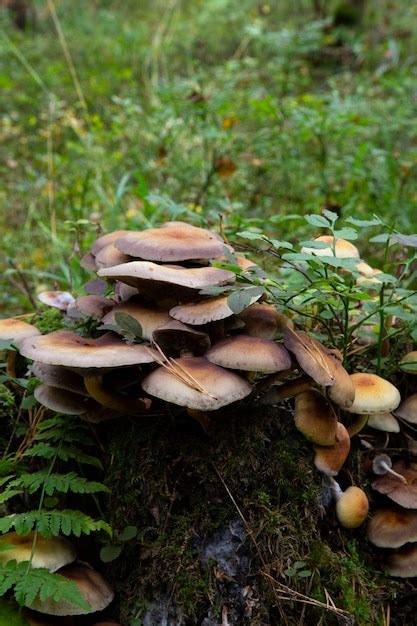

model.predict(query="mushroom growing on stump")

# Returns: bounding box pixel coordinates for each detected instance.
[0,532,76,572]
[294,389,338,446]
[326,477,369,529]
[26,563,114,616]
[344,372,401,435]
[19,330,157,415]
[0,318,41,378]
[313,422,351,476]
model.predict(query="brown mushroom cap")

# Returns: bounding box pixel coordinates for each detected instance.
[396,394,417,423]
[27,563,114,615]
[283,328,339,387]
[19,331,156,372]
[80,252,97,271]
[0,318,41,346]
[90,230,129,255]
[101,302,171,341]
[335,486,369,529]
[94,244,131,269]
[345,373,401,414]
[142,356,252,411]
[314,422,351,476]
[38,291,75,311]
[114,223,229,262]
[372,461,417,508]
[238,304,293,340]
[31,362,88,396]
[294,389,338,446]
[73,296,114,320]
[0,532,76,572]
[385,544,417,578]
[206,335,291,373]
[170,293,261,326]
[368,507,417,548]
[34,384,97,416]
[98,262,235,297]
[152,321,210,356]
[300,235,360,259]
[326,356,355,408]
[400,351,417,374]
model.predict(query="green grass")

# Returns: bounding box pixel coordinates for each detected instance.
[1,0,417,315]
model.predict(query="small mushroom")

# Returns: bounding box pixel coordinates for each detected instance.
[206,335,291,374]
[0,532,76,572]
[344,373,401,434]
[372,454,407,484]
[372,461,417,508]
[368,507,417,548]
[395,394,417,424]
[294,389,338,446]
[90,230,129,256]
[237,303,293,339]
[170,293,262,326]
[327,477,369,529]
[34,384,98,416]
[152,321,210,357]
[367,413,400,433]
[399,351,417,374]
[313,422,351,476]
[300,236,360,259]
[27,563,114,615]
[38,291,75,311]
[384,544,417,578]
[101,301,171,341]
[0,318,41,377]
[73,296,114,320]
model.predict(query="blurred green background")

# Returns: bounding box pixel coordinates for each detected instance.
[1,0,417,314]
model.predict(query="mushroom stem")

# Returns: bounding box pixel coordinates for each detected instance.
[187,408,212,431]
[259,375,312,403]
[255,368,294,393]
[84,375,151,415]
[6,350,17,379]
[328,477,343,501]
[378,460,408,484]
[347,414,369,437]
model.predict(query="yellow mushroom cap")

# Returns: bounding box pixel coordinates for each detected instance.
[335,486,369,529]
[300,235,360,259]
[345,372,401,414]
[0,318,41,346]
[0,532,76,572]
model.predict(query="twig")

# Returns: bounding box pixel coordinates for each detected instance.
[7,259,38,311]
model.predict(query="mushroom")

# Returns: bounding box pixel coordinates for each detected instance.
[372,454,407,484]
[399,351,417,374]
[101,301,171,340]
[313,422,351,476]
[0,318,41,377]
[34,384,98,416]
[170,293,262,326]
[260,375,313,404]
[300,236,360,259]
[294,389,338,446]
[152,321,210,357]
[114,222,230,262]
[90,230,129,256]
[72,296,114,320]
[31,362,88,396]
[384,544,417,578]
[344,373,401,434]
[326,477,369,529]
[98,262,236,302]
[142,356,252,411]
[395,394,417,424]
[237,303,293,339]
[367,413,400,433]
[38,291,75,311]
[27,563,114,615]
[368,507,417,548]
[372,461,417,507]
[94,244,131,269]
[19,330,157,414]
[206,335,291,374]
[0,532,76,572]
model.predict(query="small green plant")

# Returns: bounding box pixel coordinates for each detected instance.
[284,560,312,579]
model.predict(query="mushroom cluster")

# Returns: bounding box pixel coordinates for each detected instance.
[0,531,113,617]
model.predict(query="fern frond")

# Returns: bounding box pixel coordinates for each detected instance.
[22,443,102,468]
[0,510,112,538]
[0,561,89,611]
[7,471,109,497]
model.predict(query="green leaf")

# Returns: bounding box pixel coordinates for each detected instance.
[227,287,265,314]
[321,209,339,223]
[21,395,37,410]
[346,217,381,228]
[100,544,122,563]
[304,214,330,228]
[333,227,358,241]
[114,312,143,338]
[0,510,112,538]
[391,234,417,248]
[118,525,137,542]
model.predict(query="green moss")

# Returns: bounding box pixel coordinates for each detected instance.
[0,383,15,420]
[30,308,64,334]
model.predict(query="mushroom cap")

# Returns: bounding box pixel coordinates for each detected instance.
[214,254,258,271]
[400,351,417,374]
[396,394,417,423]
[90,230,129,255]
[152,321,210,356]
[31,362,88,396]
[27,563,114,615]
[326,356,355,408]
[385,544,417,578]
[355,261,378,277]
[283,328,338,387]
[34,384,97,415]
[372,461,417,508]
[19,331,157,372]
[335,486,369,529]
[367,412,400,432]
[300,235,360,259]
[114,223,229,262]
[294,389,338,446]
[101,302,171,341]
[170,293,261,326]
[0,533,76,572]
[142,356,252,411]
[368,507,417,548]
[38,291,75,312]
[73,296,114,320]
[206,335,291,373]
[345,373,401,414]
[238,304,293,340]
[98,262,235,296]
[94,244,131,269]
[314,422,351,476]
[80,252,97,271]
[0,318,41,346]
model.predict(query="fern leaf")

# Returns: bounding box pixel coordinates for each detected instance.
[0,510,112,538]
[9,471,109,496]
[22,443,102,468]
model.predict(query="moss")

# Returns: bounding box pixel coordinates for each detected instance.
[0,383,15,420]
[30,308,64,334]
